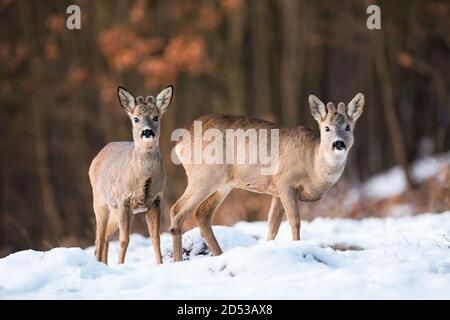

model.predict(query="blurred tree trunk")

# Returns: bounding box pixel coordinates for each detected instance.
[279,0,303,126]
[225,3,246,114]
[371,32,415,188]
[18,1,64,241]
[250,0,272,119]
[406,54,448,153]
[31,59,64,239]
[366,65,381,177]
[0,136,4,253]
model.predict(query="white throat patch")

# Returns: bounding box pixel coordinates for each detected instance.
[325,149,347,166]
[142,136,154,142]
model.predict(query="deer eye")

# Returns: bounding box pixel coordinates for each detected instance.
[133,117,139,123]
[325,126,330,132]
[345,125,351,131]
[152,115,159,122]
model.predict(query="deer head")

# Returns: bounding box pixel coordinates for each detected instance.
[117,85,173,149]
[309,93,364,165]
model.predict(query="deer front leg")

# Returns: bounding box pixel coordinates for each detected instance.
[102,216,118,265]
[118,202,133,264]
[266,196,285,241]
[278,188,301,241]
[145,197,163,265]
[94,202,109,263]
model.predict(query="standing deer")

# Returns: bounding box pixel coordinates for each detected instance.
[169,93,364,262]
[89,85,173,265]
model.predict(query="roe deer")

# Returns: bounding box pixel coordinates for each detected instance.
[169,93,364,262]
[89,85,173,265]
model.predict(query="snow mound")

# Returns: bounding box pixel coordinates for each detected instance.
[1,213,450,299]
[0,248,113,298]
[359,151,450,200]
[84,226,257,266]
[177,226,257,260]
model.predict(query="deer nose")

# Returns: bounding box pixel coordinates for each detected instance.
[141,129,155,139]
[332,140,346,151]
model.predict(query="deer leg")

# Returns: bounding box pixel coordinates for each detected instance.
[267,196,285,241]
[279,188,301,241]
[193,189,229,256]
[170,184,218,262]
[102,217,118,264]
[145,197,163,265]
[102,241,109,265]
[94,203,109,263]
[118,204,133,264]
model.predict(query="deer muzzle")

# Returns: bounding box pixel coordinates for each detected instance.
[332,140,346,151]
[141,128,155,141]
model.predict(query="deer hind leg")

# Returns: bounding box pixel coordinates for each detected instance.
[169,183,219,262]
[94,203,109,263]
[193,188,230,256]
[102,216,118,265]
[267,196,285,241]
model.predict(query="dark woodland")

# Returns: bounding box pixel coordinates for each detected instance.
[0,0,449,257]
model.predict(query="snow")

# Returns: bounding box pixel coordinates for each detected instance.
[359,151,450,200]
[1,212,450,299]
[360,167,408,199]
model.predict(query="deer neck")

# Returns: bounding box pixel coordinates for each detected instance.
[131,142,160,172]
[313,137,347,186]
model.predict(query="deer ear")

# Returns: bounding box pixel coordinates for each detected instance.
[347,93,364,121]
[156,85,173,114]
[309,94,327,122]
[118,86,135,114]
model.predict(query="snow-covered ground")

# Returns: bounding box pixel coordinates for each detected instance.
[1,212,450,299]
[358,151,450,200]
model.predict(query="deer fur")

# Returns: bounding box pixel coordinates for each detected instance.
[89,85,173,265]
[169,93,364,262]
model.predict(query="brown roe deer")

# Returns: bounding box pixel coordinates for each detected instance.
[89,85,173,265]
[169,93,364,262]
